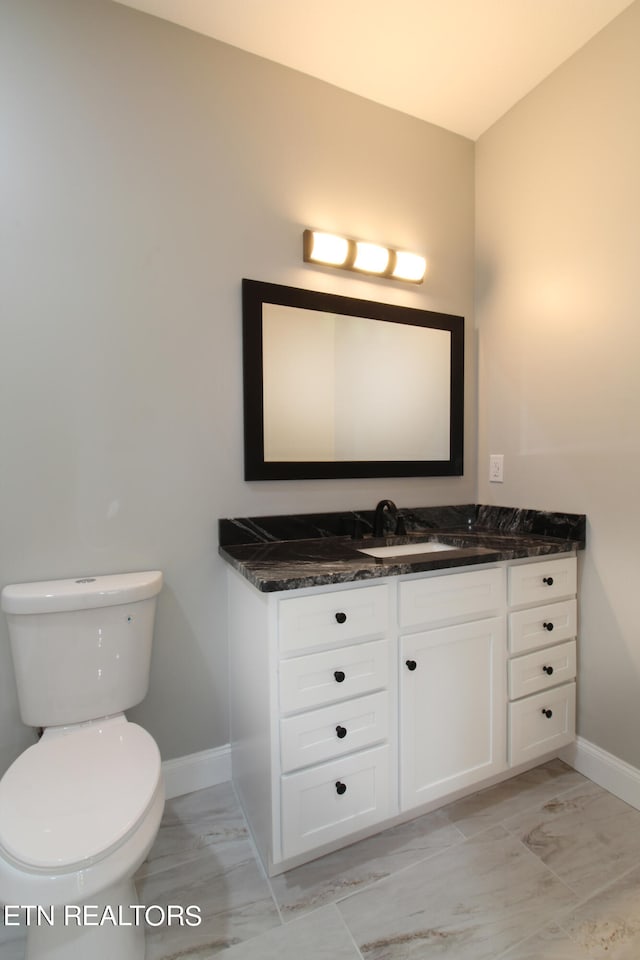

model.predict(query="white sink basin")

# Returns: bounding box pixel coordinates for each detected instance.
[358,541,455,559]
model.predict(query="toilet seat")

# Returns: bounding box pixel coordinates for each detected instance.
[0,717,161,871]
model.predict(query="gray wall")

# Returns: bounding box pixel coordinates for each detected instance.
[476,2,640,765]
[0,0,476,774]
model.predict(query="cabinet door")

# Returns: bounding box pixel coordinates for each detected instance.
[400,617,506,810]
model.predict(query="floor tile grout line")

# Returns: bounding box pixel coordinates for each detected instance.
[272,823,471,921]
[498,781,640,903]
[456,822,605,960]
[486,830,587,957]
[554,856,640,917]
[490,800,640,959]
[501,821,587,901]
[136,838,258,885]
[500,825,585,904]
[330,822,587,960]
[297,824,517,923]
[490,919,595,960]
[450,770,592,841]
[551,918,602,960]
[326,827,480,909]
[330,902,366,960]
[136,785,259,883]
[231,800,287,929]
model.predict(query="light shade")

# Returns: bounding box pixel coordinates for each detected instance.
[353,242,389,274]
[303,229,426,284]
[303,230,350,266]
[392,250,427,283]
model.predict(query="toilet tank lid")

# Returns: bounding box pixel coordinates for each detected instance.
[1,570,163,615]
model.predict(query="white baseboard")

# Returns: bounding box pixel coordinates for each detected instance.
[560,736,640,811]
[162,743,231,800]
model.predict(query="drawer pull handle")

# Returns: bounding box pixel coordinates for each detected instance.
[406,659,417,671]
[542,665,554,675]
[335,781,347,795]
[541,708,553,718]
[542,576,554,586]
[336,725,347,739]
[334,670,346,683]
[335,611,347,624]
[543,621,554,632]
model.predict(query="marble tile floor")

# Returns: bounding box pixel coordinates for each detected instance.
[5,759,640,959]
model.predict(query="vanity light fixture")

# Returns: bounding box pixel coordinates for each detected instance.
[303,229,426,284]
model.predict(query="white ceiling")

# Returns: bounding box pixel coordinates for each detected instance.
[114,0,634,139]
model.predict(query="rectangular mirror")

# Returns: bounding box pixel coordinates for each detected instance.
[242,279,464,480]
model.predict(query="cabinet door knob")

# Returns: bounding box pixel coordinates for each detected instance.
[336,725,347,739]
[335,781,347,795]
[406,659,417,671]
[335,611,347,624]
[542,665,554,675]
[542,576,554,586]
[334,670,346,683]
[541,708,553,718]
[543,622,554,631]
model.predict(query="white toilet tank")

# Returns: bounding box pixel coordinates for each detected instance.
[1,571,163,728]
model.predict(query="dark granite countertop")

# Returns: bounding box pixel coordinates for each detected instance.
[219,505,586,593]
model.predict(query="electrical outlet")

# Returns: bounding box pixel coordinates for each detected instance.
[489,454,504,483]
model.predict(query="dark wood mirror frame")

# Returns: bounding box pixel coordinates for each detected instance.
[242,278,464,481]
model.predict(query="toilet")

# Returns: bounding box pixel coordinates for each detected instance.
[0,571,165,960]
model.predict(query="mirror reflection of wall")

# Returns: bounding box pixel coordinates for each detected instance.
[263,306,337,461]
[263,304,451,462]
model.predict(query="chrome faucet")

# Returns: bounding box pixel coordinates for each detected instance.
[373,499,406,537]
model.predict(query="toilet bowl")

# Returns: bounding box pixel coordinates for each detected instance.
[0,572,165,959]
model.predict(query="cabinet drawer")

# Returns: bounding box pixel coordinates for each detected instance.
[399,567,503,629]
[508,557,576,608]
[509,599,577,654]
[509,640,576,700]
[279,638,390,715]
[279,584,390,655]
[280,744,392,860]
[280,691,389,773]
[508,682,576,766]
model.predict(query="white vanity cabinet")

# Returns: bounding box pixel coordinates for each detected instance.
[227,552,578,876]
[507,556,577,766]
